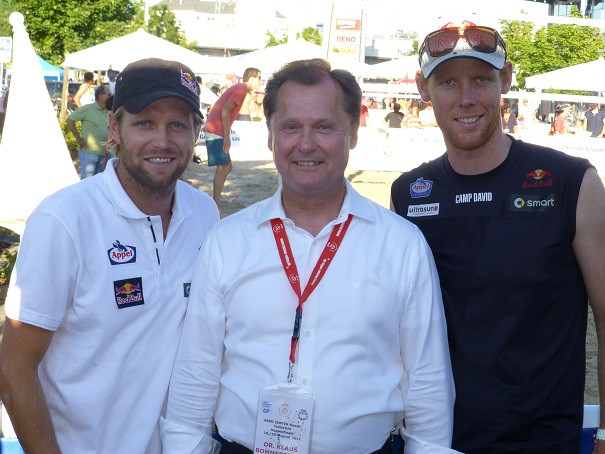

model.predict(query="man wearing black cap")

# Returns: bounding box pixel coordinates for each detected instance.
[0,58,219,453]
[390,15,605,454]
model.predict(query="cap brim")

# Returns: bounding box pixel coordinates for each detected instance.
[119,89,203,118]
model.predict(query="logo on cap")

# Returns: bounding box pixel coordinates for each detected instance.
[181,70,199,95]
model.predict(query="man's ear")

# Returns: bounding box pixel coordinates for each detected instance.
[415,70,431,103]
[500,61,514,95]
[108,111,121,144]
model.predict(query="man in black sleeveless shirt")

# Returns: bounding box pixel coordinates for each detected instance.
[391,15,605,454]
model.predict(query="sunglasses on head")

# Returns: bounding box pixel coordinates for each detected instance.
[420,23,506,60]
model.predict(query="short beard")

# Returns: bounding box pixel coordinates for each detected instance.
[118,135,192,200]
[442,110,502,152]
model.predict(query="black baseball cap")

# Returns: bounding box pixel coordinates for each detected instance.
[113,58,202,117]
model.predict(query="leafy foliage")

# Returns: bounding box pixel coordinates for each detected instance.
[403,41,418,57]
[500,6,603,90]
[299,27,322,46]
[147,5,197,51]
[266,27,322,47]
[60,117,79,161]
[8,0,140,65]
[0,240,17,286]
[0,0,197,66]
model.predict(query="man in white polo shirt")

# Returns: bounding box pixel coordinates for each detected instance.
[0,58,219,453]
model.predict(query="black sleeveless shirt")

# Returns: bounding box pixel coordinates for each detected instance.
[391,138,592,453]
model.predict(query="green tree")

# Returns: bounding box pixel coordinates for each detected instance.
[498,16,534,87]
[147,4,198,51]
[300,27,322,46]
[0,0,16,37]
[500,6,603,90]
[265,30,286,47]
[265,26,322,48]
[403,41,418,57]
[6,0,140,65]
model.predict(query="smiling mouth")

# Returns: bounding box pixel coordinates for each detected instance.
[456,116,481,124]
[294,161,321,167]
[146,158,173,164]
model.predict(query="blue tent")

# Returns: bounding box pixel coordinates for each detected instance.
[37,55,63,81]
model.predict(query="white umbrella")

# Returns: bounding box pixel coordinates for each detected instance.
[525,58,605,93]
[0,12,79,235]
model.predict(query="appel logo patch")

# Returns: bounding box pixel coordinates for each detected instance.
[107,240,136,265]
[410,177,433,198]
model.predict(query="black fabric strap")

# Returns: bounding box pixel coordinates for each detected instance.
[216,433,400,454]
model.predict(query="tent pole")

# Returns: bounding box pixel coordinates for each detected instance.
[60,66,69,120]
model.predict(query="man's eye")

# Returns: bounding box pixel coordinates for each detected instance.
[316,124,333,131]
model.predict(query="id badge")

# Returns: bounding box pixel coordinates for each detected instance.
[253,381,315,454]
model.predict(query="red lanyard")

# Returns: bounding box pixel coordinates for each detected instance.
[270,214,353,381]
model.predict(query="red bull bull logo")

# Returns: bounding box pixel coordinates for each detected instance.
[181,70,200,95]
[113,277,144,309]
[526,169,551,180]
[523,169,553,189]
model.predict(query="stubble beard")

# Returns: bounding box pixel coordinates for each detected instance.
[441,109,502,152]
[118,140,192,199]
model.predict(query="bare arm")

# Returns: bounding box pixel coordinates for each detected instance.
[73,84,87,108]
[571,169,605,454]
[66,117,86,149]
[220,99,237,153]
[0,318,59,453]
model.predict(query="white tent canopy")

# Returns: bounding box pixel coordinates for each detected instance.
[0,12,79,235]
[525,58,605,93]
[225,40,373,79]
[226,40,327,76]
[62,29,229,74]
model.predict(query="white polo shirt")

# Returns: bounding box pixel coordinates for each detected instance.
[5,159,219,453]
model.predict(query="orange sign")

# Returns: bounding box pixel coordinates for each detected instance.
[335,19,361,31]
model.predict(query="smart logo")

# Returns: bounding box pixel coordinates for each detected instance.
[510,194,557,212]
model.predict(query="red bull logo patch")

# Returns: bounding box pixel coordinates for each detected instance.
[523,169,553,189]
[114,277,144,309]
[181,70,200,95]
[107,240,137,265]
